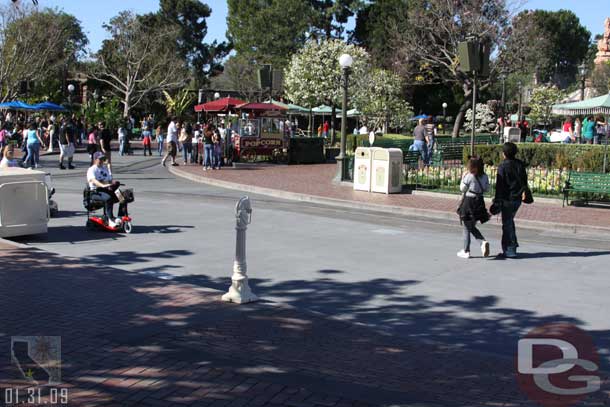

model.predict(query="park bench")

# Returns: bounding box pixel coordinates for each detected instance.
[563,171,610,206]
[432,143,465,166]
[403,150,421,169]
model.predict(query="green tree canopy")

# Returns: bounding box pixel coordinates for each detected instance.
[0,4,87,101]
[90,11,187,117]
[308,0,362,40]
[353,0,408,68]
[226,0,311,68]
[501,10,590,86]
[140,0,230,88]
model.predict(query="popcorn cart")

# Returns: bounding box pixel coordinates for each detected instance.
[232,103,289,163]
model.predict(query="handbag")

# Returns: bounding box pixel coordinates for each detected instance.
[472,176,490,223]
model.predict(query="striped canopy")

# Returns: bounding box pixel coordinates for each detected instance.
[552,94,610,116]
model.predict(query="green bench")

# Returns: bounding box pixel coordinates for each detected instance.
[563,171,610,206]
[431,143,465,166]
[403,150,422,169]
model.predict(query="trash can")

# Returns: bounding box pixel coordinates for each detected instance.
[0,168,49,238]
[353,147,373,191]
[371,148,403,194]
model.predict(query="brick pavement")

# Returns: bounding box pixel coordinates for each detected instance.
[172,163,610,232]
[1,240,610,406]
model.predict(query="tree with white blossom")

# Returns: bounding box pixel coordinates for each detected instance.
[464,103,496,133]
[284,39,370,144]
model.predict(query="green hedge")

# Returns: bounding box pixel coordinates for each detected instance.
[466,143,609,172]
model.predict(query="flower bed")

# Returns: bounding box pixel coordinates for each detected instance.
[405,165,569,197]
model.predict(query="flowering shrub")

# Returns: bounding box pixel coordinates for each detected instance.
[405,165,569,196]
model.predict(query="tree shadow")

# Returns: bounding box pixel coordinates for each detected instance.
[514,251,610,259]
[1,250,609,406]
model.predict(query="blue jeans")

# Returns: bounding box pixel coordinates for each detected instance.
[501,200,521,255]
[119,139,126,155]
[412,140,428,164]
[204,144,213,168]
[427,139,435,162]
[26,143,40,167]
[213,145,222,169]
[157,137,164,155]
[182,142,192,163]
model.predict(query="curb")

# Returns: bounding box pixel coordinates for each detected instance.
[168,166,610,239]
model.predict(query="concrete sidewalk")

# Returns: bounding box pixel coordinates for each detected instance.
[4,238,607,407]
[169,163,610,238]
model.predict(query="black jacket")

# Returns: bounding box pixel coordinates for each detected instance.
[495,159,527,202]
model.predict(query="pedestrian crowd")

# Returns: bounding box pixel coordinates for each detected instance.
[161,116,228,170]
[410,117,437,164]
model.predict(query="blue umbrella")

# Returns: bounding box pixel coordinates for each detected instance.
[32,101,67,111]
[410,114,430,121]
[0,100,35,110]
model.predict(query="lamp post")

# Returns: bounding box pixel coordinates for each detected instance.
[579,62,587,101]
[442,102,447,119]
[335,53,353,182]
[500,73,506,142]
[517,81,523,125]
[214,92,220,100]
[67,84,75,113]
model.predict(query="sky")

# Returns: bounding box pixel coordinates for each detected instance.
[29,0,607,53]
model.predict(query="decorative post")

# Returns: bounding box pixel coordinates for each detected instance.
[222,196,258,304]
[335,53,353,182]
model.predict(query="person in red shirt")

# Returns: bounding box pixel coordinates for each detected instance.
[562,117,574,143]
[322,121,329,138]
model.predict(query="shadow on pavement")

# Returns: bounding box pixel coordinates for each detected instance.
[1,247,609,406]
[513,251,610,259]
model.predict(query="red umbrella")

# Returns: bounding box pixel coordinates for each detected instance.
[194,97,246,113]
[235,102,287,112]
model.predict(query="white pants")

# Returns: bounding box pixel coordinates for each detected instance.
[59,143,75,158]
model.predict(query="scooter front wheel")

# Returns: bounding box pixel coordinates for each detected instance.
[123,221,133,234]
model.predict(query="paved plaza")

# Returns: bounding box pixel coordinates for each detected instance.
[1,152,610,406]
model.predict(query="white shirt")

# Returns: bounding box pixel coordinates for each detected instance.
[118,128,126,140]
[87,164,112,190]
[167,121,178,143]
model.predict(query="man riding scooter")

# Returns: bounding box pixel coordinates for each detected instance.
[87,151,121,228]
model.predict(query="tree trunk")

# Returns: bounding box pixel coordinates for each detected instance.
[330,105,336,145]
[123,98,130,119]
[452,84,473,138]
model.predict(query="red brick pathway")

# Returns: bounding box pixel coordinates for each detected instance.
[173,163,610,231]
[3,241,609,406]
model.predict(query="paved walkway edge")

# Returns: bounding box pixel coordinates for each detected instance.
[168,166,610,239]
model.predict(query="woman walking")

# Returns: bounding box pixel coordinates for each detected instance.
[179,122,193,165]
[457,156,490,259]
[156,125,164,156]
[203,124,214,170]
[25,122,45,169]
[87,126,98,165]
[212,128,222,170]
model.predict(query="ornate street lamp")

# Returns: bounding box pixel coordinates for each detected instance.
[442,102,447,118]
[214,92,221,100]
[499,73,506,142]
[579,62,587,101]
[336,53,353,182]
[67,84,75,112]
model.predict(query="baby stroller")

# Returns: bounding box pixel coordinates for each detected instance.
[83,185,134,233]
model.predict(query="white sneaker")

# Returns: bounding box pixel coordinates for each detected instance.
[107,219,118,228]
[114,218,122,226]
[481,241,490,257]
[457,250,470,259]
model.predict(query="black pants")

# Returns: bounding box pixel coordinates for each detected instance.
[96,181,120,219]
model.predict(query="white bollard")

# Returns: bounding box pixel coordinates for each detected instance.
[221,196,259,304]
